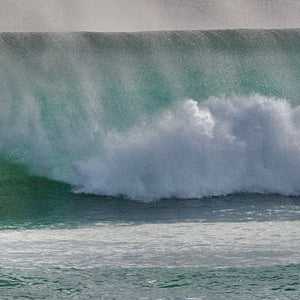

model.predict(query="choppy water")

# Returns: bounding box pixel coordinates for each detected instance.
[0,196,300,299]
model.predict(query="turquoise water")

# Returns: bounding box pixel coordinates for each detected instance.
[1,29,300,199]
[0,265,299,299]
[0,29,300,298]
[0,162,300,299]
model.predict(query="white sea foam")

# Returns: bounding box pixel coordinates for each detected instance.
[74,95,300,200]
[1,221,299,268]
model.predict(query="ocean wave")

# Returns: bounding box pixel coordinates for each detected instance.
[0,30,299,200]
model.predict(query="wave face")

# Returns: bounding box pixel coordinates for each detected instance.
[0,29,300,200]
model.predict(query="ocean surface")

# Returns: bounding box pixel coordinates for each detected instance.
[0,29,300,299]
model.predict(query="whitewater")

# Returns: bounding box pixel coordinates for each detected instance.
[0,29,300,200]
[0,29,300,299]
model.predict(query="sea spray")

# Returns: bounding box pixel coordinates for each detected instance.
[0,30,299,200]
[74,96,300,199]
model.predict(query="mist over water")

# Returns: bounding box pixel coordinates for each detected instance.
[0,0,299,32]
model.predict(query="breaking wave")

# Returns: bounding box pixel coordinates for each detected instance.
[0,30,299,200]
